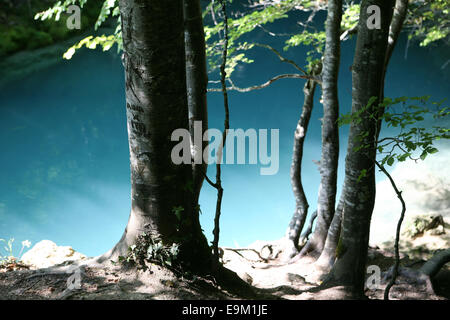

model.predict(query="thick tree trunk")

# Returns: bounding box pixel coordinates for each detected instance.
[298,0,342,259]
[285,66,320,257]
[327,0,394,298]
[315,191,345,271]
[99,0,212,273]
[184,0,209,204]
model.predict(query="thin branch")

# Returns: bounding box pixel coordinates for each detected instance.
[375,160,406,300]
[212,0,230,265]
[257,24,295,37]
[208,73,320,93]
[221,246,272,263]
[340,24,358,41]
[253,43,307,74]
[201,167,218,189]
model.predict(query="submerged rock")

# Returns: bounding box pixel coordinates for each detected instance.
[20,240,86,269]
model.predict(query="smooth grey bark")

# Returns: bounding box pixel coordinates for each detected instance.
[100,0,211,273]
[184,0,209,204]
[299,210,318,245]
[327,0,394,298]
[377,0,409,135]
[385,0,409,71]
[285,65,320,255]
[315,191,345,271]
[316,0,408,273]
[298,0,342,259]
[420,248,450,278]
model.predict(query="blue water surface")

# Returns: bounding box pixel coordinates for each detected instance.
[0,18,448,256]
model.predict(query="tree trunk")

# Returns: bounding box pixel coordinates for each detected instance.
[184,0,209,204]
[285,65,320,257]
[377,0,409,135]
[327,0,394,298]
[315,191,345,271]
[299,210,318,246]
[299,0,342,259]
[99,0,212,273]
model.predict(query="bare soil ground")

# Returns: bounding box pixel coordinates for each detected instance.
[1,236,448,300]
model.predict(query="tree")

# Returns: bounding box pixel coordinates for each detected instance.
[285,62,321,257]
[314,0,409,275]
[96,0,212,274]
[298,0,342,259]
[325,0,395,298]
[184,0,209,205]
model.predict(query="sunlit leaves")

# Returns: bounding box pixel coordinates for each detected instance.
[204,1,298,77]
[284,30,326,51]
[94,0,118,30]
[34,0,87,22]
[407,0,450,46]
[37,0,121,59]
[341,4,360,31]
[63,34,119,59]
[339,95,449,170]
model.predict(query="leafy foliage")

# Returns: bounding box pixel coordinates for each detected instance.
[36,0,449,66]
[118,233,180,271]
[34,0,88,22]
[36,0,122,59]
[339,96,450,172]
[406,0,450,46]
[0,238,32,265]
[63,34,119,59]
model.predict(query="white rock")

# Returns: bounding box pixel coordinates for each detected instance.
[20,240,86,269]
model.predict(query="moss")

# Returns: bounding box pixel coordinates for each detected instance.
[335,236,346,259]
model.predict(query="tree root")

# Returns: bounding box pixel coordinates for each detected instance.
[221,245,274,263]
[420,248,450,278]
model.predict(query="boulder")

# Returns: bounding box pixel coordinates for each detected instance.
[20,240,86,269]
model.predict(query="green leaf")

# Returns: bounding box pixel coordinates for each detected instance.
[387,157,395,166]
[420,151,428,161]
[357,169,367,182]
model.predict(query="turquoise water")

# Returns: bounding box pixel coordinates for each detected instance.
[0,25,448,257]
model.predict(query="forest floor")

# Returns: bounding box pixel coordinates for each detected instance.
[1,228,449,300]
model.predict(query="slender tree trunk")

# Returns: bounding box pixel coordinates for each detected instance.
[285,65,320,257]
[315,0,407,278]
[327,0,394,298]
[299,210,318,245]
[315,191,345,271]
[99,0,212,273]
[184,0,209,204]
[299,0,342,259]
[212,0,230,265]
[377,0,409,136]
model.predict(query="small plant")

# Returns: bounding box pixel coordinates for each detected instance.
[0,238,32,266]
[118,233,180,272]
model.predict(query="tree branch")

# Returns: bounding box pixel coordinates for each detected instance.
[375,160,407,300]
[212,0,230,266]
[253,43,308,74]
[208,73,320,93]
